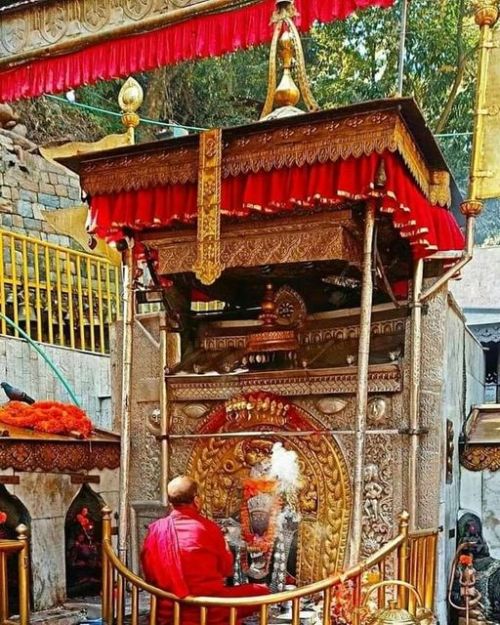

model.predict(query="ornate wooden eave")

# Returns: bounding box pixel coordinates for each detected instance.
[0,425,121,473]
[60,98,456,208]
[144,210,360,275]
[460,404,500,471]
[166,363,402,401]
[0,0,258,70]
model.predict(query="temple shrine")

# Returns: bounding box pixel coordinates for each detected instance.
[0,1,500,625]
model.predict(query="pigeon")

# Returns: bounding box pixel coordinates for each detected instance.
[1,382,35,405]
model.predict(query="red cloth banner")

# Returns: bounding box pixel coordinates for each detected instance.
[88,150,464,259]
[0,0,394,102]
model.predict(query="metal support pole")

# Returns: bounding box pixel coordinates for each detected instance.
[159,313,170,506]
[397,0,409,95]
[408,258,423,531]
[349,201,376,566]
[397,511,410,607]
[118,248,135,561]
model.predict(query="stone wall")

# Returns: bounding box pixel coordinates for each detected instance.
[0,469,119,610]
[0,128,80,245]
[433,294,485,623]
[0,334,112,429]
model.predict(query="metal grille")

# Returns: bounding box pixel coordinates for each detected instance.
[0,229,121,354]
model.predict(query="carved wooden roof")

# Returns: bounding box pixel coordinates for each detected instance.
[59,98,459,209]
[0,426,120,472]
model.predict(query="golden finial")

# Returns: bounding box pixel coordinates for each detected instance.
[473,1,498,27]
[260,0,318,119]
[118,77,144,144]
[273,31,301,109]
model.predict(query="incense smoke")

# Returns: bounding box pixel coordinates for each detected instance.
[269,442,300,491]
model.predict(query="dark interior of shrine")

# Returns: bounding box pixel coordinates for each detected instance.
[65,485,104,599]
[145,209,411,377]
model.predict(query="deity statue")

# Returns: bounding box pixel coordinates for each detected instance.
[219,442,301,591]
[66,506,101,594]
[363,464,383,521]
[0,509,8,539]
[450,513,500,623]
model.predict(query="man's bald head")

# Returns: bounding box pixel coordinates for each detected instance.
[167,476,198,507]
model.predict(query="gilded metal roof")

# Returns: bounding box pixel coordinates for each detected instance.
[464,405,500,445]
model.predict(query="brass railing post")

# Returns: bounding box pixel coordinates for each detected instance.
[102,506,113,623]
[397,511,409,607]
[16,524,30,625]
[0,549,8,625]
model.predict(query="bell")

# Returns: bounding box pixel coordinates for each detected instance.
[366,600,419,625]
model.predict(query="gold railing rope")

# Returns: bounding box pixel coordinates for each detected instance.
[0,525,30,625]
[0,228,121,354]
[101,507,439,625]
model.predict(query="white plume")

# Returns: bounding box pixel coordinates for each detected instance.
[269,442,300,492]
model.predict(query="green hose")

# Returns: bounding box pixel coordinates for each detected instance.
[0,311,81,407]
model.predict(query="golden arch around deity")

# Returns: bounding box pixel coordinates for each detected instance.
[186,392,351,585]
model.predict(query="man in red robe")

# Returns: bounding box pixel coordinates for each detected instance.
[141,476,269,625]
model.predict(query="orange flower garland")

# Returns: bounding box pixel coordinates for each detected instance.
[0,401,93,438]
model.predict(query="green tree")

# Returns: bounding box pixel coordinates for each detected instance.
[14,0,500,241]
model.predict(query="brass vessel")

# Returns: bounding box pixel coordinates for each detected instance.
[363,581,434,625]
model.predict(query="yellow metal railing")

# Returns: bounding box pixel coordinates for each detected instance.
[101,509,439,625]
[0,229,121,354]
[0,526,29,625]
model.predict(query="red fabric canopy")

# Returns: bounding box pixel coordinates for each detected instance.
[0,0,394,102]
[88,150,464,259]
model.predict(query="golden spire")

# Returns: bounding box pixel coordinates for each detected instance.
[118,77,144,144]
[260,0,318,119]
[273,31,301,109]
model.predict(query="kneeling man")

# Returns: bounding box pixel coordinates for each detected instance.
[142,475,269,624]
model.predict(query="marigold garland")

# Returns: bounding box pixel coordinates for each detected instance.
[0,401,93,438]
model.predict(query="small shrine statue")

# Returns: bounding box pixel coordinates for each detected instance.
[67,506,101,593]
[0,509,8,539]
[450,513,500,623]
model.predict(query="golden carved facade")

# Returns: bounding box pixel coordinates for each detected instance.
[146,212,360,275]
[193,128,223,285]
[185,394,352,583]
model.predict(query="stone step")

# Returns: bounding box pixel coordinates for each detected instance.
[8,606,85,625]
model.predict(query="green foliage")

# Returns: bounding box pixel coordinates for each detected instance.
[16,0,499,241]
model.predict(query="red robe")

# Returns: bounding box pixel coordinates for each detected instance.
[141,504,269,625]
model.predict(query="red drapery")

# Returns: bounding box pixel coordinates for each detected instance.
[88,151,464,259]
[0,0,394,102]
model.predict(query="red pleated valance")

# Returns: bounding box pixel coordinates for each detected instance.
[0,0,394,102]
[88,151,464,259]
